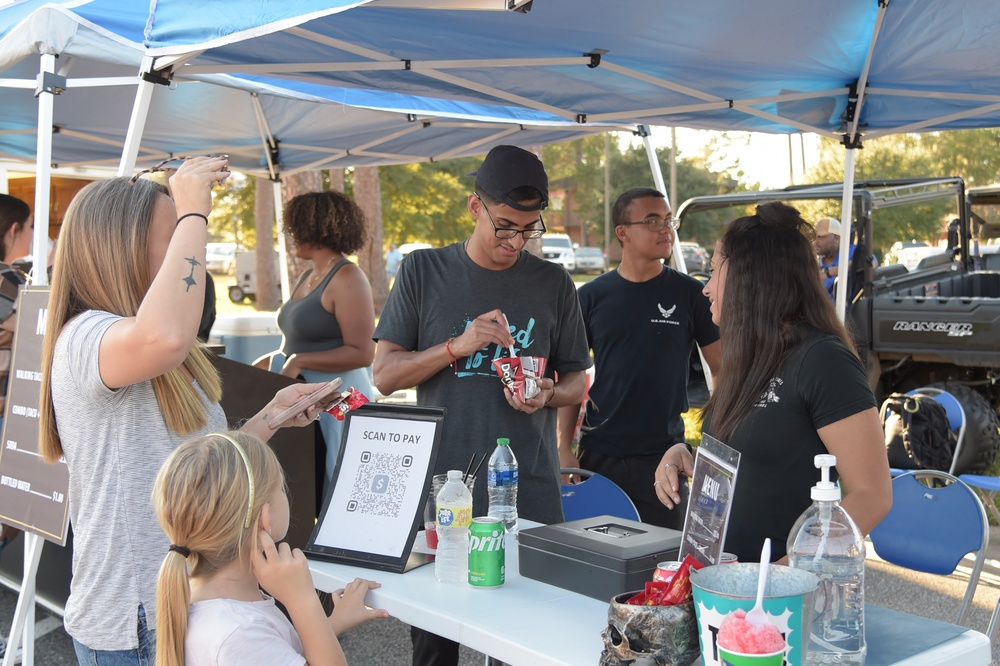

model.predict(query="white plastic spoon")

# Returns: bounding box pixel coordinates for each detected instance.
[746,537,771,627]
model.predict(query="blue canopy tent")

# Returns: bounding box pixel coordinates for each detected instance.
[0,0,631,293]
[134,0,1000,314]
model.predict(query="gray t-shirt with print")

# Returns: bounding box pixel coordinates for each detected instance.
[51,310,227,650]
[374,242,591,524]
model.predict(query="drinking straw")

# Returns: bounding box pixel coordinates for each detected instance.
[463,453,476,483]
[469,451,488,482]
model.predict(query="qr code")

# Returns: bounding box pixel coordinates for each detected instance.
[345,451,415,517]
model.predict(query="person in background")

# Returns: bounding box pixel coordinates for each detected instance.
[654,201,891,562]
[38,160,339,666]
[814,216,876,301]
[0,194,33,558]
[557,187,721,530]
[385,242,403,285]
[265,191,375,489]
[154,431,386,666]
[373,145,591,666]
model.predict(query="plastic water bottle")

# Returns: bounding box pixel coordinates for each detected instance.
[435,470,473,583]
[787,454,866,665]
[487,437,519,533]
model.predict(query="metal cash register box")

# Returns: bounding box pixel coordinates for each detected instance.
[518,515,682,601]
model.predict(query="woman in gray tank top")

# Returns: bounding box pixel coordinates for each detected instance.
[268,191,375,490]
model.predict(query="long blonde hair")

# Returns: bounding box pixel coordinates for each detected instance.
[154,431,286,666]
[38,178,222,463]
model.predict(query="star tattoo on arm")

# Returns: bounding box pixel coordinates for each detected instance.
[183,256,201,292]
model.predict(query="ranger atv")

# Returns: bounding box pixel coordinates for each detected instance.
[677,177,1000,475]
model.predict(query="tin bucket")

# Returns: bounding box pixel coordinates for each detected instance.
[691,563,818,666]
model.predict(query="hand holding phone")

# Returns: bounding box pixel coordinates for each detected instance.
[268,378,343,430]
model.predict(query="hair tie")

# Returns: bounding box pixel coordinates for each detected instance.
[169,544,191,558]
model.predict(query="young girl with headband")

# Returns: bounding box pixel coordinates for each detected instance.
[154,431,387,666]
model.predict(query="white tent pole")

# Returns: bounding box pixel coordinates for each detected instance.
[30,54,58,287]
[273,180,291,302]
[118,57,158,177]
[835,148,858,321]
[639,125,667,201]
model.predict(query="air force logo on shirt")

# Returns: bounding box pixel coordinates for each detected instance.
[652,303,679,326]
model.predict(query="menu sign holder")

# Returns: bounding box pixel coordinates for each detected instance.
[0,286,62,666]
[679,434,740,567]
[0,287,68,544]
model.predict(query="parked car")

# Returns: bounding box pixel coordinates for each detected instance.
[541,233,575,271]
[398,242,433,256]
[206,242,239,275]
[678,241,710,274]
[573,246,606,274]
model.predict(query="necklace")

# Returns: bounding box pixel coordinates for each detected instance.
[307,255,339,290]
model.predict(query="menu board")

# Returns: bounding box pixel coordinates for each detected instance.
[679,434,740,566]
[0,287,69,545]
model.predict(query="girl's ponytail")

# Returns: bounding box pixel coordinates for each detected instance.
[155,546,192,666]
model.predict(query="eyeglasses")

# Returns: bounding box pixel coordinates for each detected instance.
[620,216,679,232]
[474,193,546,240]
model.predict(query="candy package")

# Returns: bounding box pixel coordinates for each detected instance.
[626,554,704,606]
[325,387,370,421]
[492,356,547,402]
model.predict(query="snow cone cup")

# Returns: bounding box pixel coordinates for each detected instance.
[691,563,818,666]
[717,646,785,666]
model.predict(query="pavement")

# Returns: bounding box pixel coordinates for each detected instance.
[2,529,1000,665]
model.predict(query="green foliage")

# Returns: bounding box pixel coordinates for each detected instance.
[378,157,481,246]
[208,173,257,248]
[804,130,1000,259]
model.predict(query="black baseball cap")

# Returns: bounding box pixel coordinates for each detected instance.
[467,145,549,211]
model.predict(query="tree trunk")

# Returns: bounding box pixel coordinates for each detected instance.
[329,168,345,193]
[353,166,389,316]
[281,171,324,289]
[253,177,281,311]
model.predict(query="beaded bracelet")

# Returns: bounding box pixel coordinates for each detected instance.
[177,212,209,226]
[445,338,459,375]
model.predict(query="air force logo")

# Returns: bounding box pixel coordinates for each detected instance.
[652,303,679,325]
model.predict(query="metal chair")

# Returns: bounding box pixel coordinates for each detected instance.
[868,470,988,626]
[883,386,967,476]
[559,468,640,522]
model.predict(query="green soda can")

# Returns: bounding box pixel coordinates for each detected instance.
[468,517,505,588]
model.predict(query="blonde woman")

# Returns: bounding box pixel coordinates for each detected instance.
[154,431,386,666]
[39,160,338,665]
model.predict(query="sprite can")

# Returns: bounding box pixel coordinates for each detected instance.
[468,517,505,588]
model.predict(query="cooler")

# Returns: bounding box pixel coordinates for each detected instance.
[517,515,682,601]
[209,312,282,365]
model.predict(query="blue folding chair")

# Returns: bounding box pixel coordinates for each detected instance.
[868,470,988,625]
[559,468,640,522]
[883,387,967,477]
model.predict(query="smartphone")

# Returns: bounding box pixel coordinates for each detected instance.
[268,378,343,430]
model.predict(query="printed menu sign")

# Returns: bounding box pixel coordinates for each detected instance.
[679,434,740,567]
[0,287,69,545]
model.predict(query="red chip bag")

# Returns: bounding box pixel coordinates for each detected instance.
[326,388,370,421]
[659,554,704,606]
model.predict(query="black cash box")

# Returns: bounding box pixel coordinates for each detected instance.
[517,515,682,601]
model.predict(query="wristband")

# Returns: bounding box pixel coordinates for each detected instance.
[445,337,459,362]
[177,212,209,226]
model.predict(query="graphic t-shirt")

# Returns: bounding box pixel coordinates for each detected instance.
[374,242,591,524]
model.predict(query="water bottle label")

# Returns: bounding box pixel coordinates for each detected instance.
[488,469,518,487]
[437,504,472,528]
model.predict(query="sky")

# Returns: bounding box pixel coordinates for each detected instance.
[640,126,822,189]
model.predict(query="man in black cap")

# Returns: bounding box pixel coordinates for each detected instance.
[373,145,591,666]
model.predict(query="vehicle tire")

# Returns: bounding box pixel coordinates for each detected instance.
[932,382,1000,475]
[228,285,245,303]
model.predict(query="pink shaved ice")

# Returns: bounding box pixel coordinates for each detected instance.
[717,609,786,654]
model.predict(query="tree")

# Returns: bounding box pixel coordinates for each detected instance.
[354,166,390,316]
[379,158,480,247]
[254,177,281,311]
